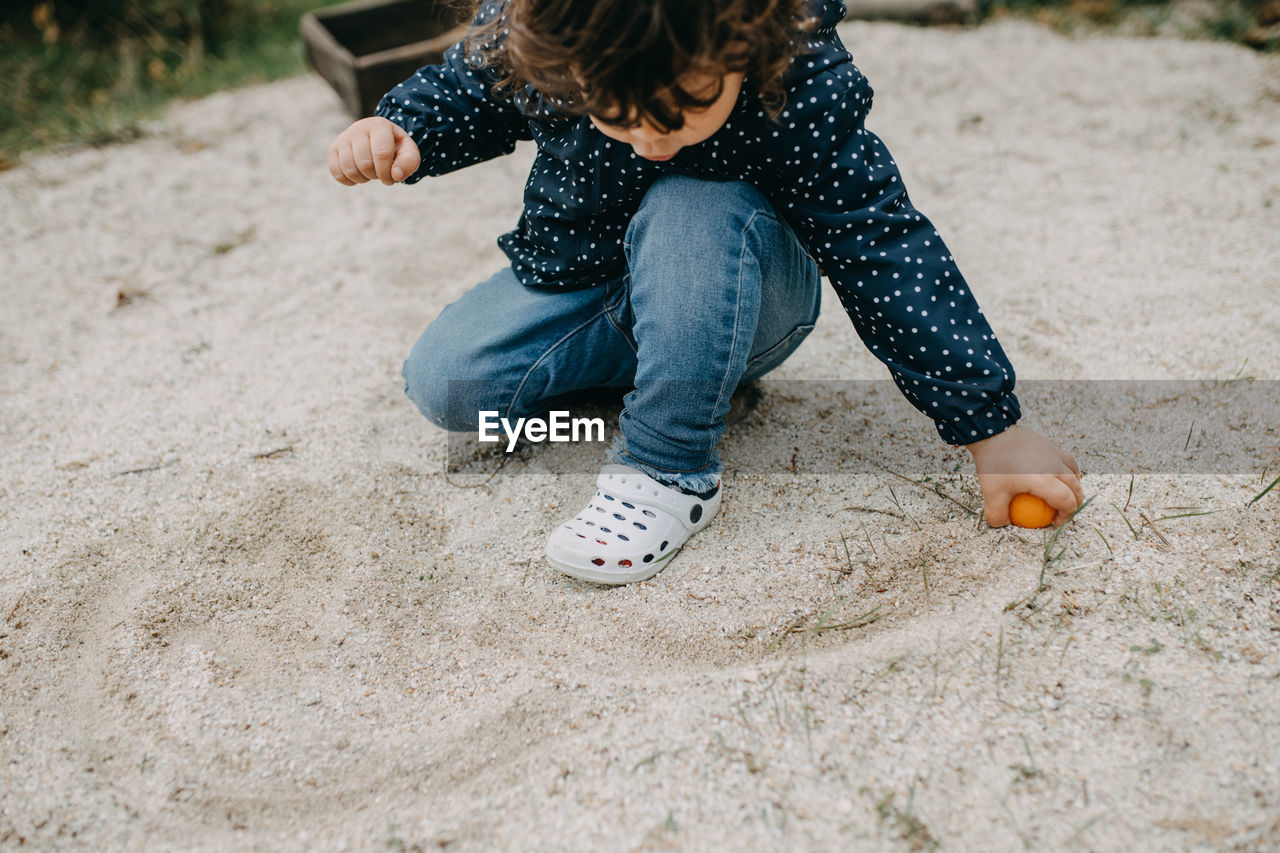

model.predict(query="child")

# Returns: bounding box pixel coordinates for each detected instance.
[328,0,1084,584]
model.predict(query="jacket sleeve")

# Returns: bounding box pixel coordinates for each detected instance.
[374,1,532,182]
[766,65,1021,446]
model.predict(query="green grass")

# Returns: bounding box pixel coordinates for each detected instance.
[0,0,331,166]
[1,0,1273,169]
[1248,473,1280,505]
[977,0,1279,51]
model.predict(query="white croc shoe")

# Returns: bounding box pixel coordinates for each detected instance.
[547,464,722,584]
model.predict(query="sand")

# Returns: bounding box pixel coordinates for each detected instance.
[2,17,1279,851]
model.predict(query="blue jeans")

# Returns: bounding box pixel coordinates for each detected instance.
[403,174,821,491]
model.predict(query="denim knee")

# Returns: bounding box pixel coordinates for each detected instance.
[402,329,449,430]
[402,324,489,433]
[626,175,768,255]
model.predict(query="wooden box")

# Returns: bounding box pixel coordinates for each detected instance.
[301,0,469,118]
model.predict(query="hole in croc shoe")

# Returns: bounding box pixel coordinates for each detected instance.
[618,559,632,567]
[591,558,605,566]
[595,506,605,513]
[586,521,594,526]
[613,513,624,520]
[621,501,634,509]
[603,494,614,501]
[643,554,653,563]
[600,527,611,533]
[632,522,647,530]
[660,540,668,551]
[576,534,586,539]
[617,534,630,541]
[596,539,608,545]
[642,509,656,518]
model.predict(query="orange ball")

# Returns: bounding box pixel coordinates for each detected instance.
[1009,493,1055,529]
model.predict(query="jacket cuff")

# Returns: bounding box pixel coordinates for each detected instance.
[935,392,1022,446]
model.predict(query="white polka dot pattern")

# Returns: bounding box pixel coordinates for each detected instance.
[374,0,1021,445]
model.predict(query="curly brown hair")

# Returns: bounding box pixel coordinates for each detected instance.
[462,0,821,128]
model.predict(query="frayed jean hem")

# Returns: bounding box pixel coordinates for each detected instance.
[604,436,723,494]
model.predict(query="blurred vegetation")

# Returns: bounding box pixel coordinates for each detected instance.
[0,0,1276,168]
[0,0,333,167]
[978,0,1280,48]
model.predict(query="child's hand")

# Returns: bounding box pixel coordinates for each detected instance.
[965,425,1084,528]
[328,117,420,186]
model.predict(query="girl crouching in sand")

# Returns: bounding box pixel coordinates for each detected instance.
[328,0,1084,583]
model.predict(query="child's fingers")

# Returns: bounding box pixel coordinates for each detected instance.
[1057,469,1085,511]
[337,144,367,184]
[979,474,1021,527]
[1061,448,1081,479]
[368,121,398,184]
[350,134,378,182]
[391,129,420,183]
[983,482,1015,527]
[328,144,355,185]
[984,500,1012,529]
[1038,478,1079,526]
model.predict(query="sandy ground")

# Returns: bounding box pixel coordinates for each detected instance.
[2,18,1279,852]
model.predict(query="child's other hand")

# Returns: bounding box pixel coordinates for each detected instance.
[328,117,420,186]
[965,425,1084,528]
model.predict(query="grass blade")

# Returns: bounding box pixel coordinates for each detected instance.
[1248,474,1280,506]
[1150,509,1221,523]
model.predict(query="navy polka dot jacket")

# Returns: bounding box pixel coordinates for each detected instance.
[375,0,1021,446]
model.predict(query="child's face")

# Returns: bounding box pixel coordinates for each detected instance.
[588,71,744,162]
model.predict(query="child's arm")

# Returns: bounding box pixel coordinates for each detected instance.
[763,65,1081,523]
[330,1,532,187]
[768,67,1018,445]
